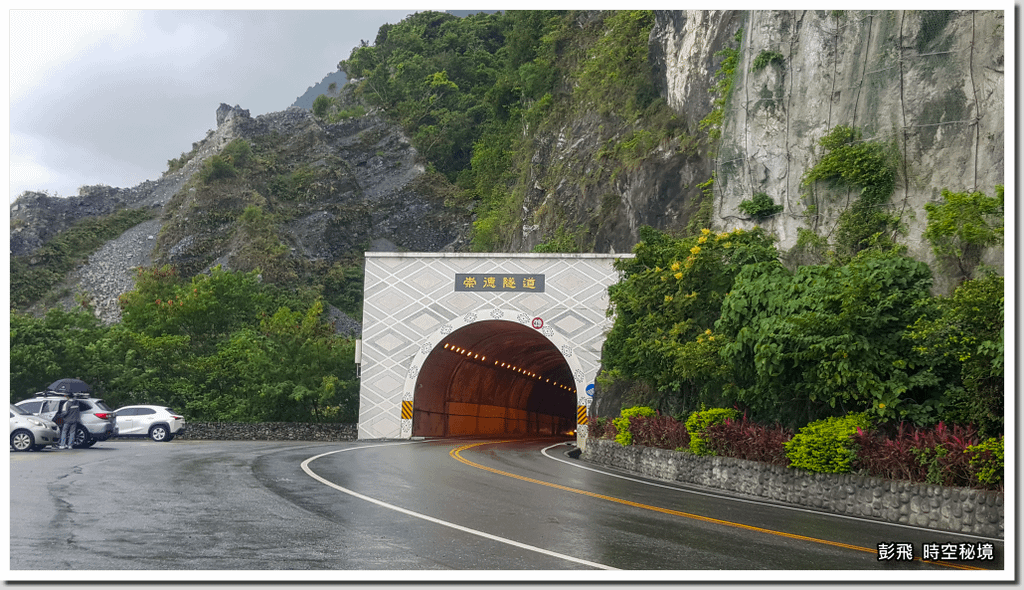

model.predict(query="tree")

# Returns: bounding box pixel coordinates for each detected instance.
[602,226,778,415]
[905,273,1004,437]
[9,309,104,400]
[190,300,357,422]
[312,94,330,118]
[923,186,1004,284]
[717,253,940,427]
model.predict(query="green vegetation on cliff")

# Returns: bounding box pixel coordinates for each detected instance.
[340,10,693,251]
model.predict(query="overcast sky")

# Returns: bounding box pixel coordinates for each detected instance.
[8,9,421,202]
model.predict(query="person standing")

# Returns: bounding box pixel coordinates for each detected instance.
[58,394,81,450]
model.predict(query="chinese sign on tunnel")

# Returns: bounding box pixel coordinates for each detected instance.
[455,274,545,292]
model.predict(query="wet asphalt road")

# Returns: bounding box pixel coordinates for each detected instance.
[8,438,1006,581]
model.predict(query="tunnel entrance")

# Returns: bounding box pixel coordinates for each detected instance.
[411,320,576,437]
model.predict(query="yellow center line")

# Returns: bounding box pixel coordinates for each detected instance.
[450,440,985,571]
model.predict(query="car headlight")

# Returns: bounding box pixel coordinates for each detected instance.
[28,418,46,428]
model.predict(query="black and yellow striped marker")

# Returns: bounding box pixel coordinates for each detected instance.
[577,405,588,425]
[401,400,413,420]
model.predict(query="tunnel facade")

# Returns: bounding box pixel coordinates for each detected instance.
[357,253,631,445]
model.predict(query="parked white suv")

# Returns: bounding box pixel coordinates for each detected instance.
[15,392,118,448]
[10,404,59,451]
[113,405,185,442]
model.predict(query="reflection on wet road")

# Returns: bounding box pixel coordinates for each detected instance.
[9,438,1007,582]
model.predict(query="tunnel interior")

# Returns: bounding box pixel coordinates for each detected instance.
[412,320,576,437]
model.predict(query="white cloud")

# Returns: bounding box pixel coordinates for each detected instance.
[9,10,144,102]
[8,10,415,201]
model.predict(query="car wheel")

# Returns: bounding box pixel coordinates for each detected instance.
[10,430,34,452]
[72,425,90,448]
[149,424,170,442]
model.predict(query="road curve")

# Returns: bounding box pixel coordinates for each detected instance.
[8,438,1007,582]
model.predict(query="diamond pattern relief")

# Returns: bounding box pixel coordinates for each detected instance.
[409,309,444,332]
[360,253,631,439]
[375,331,408,354]
[551,311,588,337]
[410,268,446,291]
[369,373,403,395]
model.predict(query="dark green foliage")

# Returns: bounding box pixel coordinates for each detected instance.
[751,50,784,72]
[322,261,365,318]
[738,192,784,221]
[312,94,331,118]
[602,226,779,416]
[784,412,873,473]
[221,138,253,169]
[802,125,900,258]
[339,10,684,252]
[575,10,658,116]
[10,208,155,309]
[717,253,939,427]
[923,186,1003,282]
[905,274,1004,438]
[11,266,358,423]
[9,308,105,399]
[199,155,237,183]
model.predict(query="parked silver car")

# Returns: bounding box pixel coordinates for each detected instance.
[113,405,185,442]
[10,404,59,451]
[15,392,118,448]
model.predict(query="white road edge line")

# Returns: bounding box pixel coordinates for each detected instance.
[301,442,619,571]
[541,443,1003,543]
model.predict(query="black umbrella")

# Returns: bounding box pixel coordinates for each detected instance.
[47,378,93,395]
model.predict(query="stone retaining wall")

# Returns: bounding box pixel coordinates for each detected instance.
[174,422,358,442]
[582,439,1003,539]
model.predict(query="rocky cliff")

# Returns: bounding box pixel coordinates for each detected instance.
[510,10,1004,294]
[9,10,1004,323]
[11,95,473,325]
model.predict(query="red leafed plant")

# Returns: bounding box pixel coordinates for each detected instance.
[702,413,792,466]
[629,414,690,450]
[588,416,617,440]
[852,421,982,487]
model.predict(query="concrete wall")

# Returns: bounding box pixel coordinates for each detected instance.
[583,439,1003,538]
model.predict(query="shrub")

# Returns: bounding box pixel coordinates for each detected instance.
[965,436,1003,488]
[629,414,690,450]
[852,421,981,486]
[751,50,785,72]
[221,138,252,169]
[684,407,740,455]
[784,412,873,473]
[850,422,922,482]
[199,154,237,183]
[312,94,331,118]
[612,406,656,446]
[703,413,792,466]
[738,192,784,221]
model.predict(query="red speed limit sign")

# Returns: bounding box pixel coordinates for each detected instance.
[531,317,544,329]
